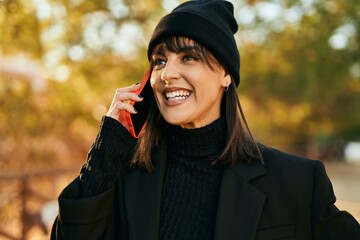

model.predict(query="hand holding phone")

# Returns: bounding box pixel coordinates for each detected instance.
[106,70,151,138]
[124,70,151,138]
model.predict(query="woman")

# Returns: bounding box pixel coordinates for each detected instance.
[51,0,360,239]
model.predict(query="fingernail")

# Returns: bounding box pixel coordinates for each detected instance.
[138,94,143,99]
[134,108,138,113]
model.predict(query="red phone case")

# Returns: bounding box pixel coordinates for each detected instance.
[124,70,150,138]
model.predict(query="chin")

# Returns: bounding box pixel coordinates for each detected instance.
[162,114,187,126]
[163,118,184,126]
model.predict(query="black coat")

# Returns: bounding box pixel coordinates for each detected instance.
[51,142,360,240]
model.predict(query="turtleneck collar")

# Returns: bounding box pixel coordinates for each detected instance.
[166,116,227,159]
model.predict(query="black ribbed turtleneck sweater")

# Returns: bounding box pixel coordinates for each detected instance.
[160,117,227,240]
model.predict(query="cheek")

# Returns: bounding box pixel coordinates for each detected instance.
[150,73,157,88]
[196,79,221,95]
[150,74,161,92]
[150,69,164,85]
[149,75,162,102]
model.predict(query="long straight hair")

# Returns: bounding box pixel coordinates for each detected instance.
[131,37,262,172]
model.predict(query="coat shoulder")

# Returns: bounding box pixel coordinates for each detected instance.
[258,145,323,182]
[260,145,317,168]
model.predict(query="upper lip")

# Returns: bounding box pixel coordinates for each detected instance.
[162,87,192,95]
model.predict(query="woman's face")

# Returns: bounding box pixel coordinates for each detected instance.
[150,37,231,129]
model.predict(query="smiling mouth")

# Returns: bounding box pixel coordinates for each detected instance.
[165,90,191,101]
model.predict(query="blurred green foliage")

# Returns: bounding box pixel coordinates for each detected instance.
[0,0,359,172]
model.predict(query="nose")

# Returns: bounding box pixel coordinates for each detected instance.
[160,57,180,84]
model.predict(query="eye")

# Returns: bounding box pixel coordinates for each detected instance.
[181,52,200,63]
[153,58,166,69]
[182,55,197,62]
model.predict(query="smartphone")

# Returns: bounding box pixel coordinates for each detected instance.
[124,70,151,138]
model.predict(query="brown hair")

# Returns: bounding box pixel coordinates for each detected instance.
[131,36,262,172]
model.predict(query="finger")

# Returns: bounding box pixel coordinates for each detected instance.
[112,101,137,115]
[106,84,144,122]
[116,83,142,93]
[116,101,138,114]
[106,101,138,119]
[108,91,138,111]
[117,92,144,101]
[114,92,144,104]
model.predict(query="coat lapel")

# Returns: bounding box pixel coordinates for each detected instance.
[123,140,167,240]
[214,160,267,240]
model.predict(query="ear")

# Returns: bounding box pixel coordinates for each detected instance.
[221,72,232,88]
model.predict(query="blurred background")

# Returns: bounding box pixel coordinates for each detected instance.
[0,0,359,239]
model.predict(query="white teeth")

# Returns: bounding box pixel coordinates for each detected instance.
[165,90,190,101]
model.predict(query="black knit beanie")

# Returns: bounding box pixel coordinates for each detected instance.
[147,0,241,87]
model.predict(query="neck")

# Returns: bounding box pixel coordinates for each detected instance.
[166,116,227,159]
